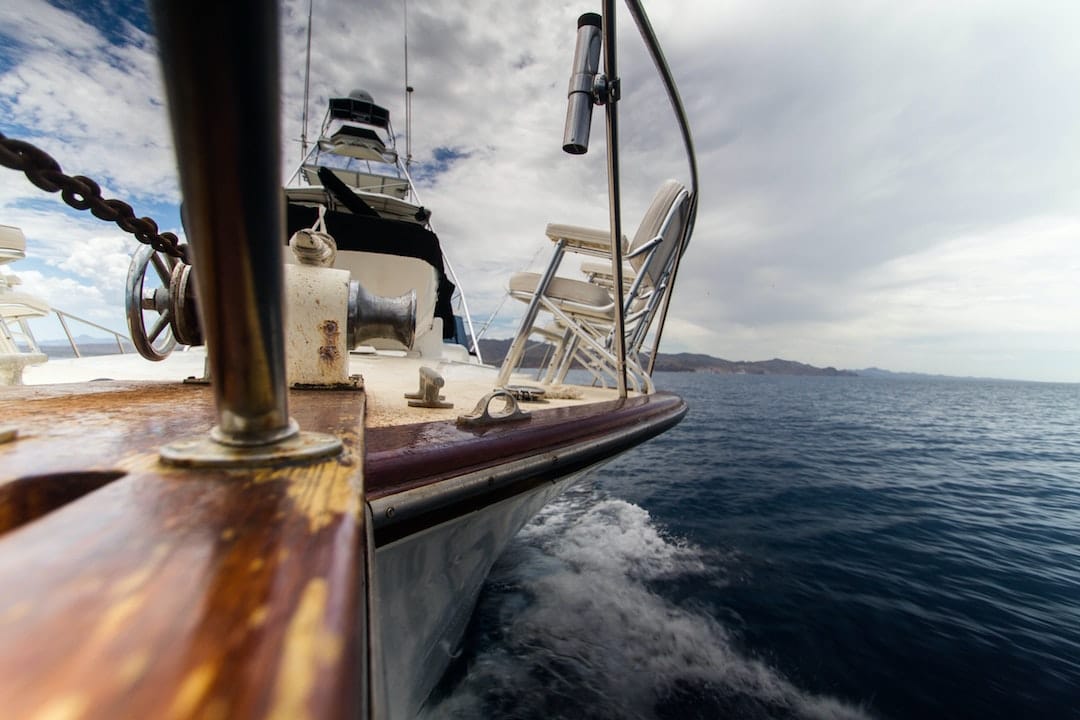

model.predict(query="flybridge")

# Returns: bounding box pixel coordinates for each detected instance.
[328,91,391,129]
[300,89,409,198]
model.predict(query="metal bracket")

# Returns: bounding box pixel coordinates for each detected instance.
[457,390,530,428]
[502,385,548,403]
[405,366,453,409]
[292,374,364,391]
[184,356,212,385]
[160,428,343,468]
[594,75,620,105]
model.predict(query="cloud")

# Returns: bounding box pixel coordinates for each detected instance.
[2,0,1079,381]
[0,2,176,202]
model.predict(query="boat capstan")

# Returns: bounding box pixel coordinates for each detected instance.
[125,233,418,375]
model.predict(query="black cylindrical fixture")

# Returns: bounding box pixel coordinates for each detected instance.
[562,12,603,155]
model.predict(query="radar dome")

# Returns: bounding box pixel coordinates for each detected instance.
[348,89,374,103]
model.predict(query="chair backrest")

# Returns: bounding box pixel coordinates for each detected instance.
[626,180,690,290]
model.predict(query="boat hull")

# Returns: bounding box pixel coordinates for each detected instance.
[0,380,686,720]
[372,462,600,720]
[364,391,687,718]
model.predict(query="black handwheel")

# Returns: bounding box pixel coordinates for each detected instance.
[125,245,178,361]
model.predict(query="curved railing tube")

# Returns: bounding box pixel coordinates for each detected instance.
[561,0,700,390]
[622,0,700,374]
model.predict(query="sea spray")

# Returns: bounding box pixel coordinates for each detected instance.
[424,487,871,720]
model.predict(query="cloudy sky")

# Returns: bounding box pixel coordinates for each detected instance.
[2,0,1079,382]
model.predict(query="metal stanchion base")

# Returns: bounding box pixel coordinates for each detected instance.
[160,431,343,468]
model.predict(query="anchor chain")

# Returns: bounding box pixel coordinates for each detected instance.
[0,132,189,263]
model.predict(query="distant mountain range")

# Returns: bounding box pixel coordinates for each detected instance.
[36,336,1014,382]
[476,340,856,377]
[37,337,135,359]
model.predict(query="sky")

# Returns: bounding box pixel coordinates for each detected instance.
[1,0,1079,382]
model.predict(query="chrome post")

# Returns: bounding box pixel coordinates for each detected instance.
[55,311,80,358]
[602,0,629,398]
[497,241,567,386]
[151,0,341,465]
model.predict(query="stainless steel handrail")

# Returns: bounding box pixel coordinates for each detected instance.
[622,0,700,374]
[54,309,131,357]
[594,0,699,390]
[602,0,630,397]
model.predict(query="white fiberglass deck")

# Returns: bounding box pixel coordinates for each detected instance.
[21,347,632,429]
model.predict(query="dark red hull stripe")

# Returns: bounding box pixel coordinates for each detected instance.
[366,392,687,546]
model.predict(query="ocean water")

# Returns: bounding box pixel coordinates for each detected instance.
[423,373,1080,719]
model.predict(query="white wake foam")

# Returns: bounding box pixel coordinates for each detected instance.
[423,488,873,720]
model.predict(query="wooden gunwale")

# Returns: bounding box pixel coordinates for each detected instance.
[0,379,686,718]
[366,392,687,546]
[0,381,370,720]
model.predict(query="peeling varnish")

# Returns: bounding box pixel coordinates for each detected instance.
[117,450,175,475]
[201,698,229,720]
[166,661,218,719]
[267,578,342,720]
[29,694,88,720]
[251,461,360,533]
[109,544,169,597]
[91,594,145,647]
[248,604,270,629]
[1,600,30,625]
[117,649,151,686]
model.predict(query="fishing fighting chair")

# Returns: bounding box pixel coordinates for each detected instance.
[498,180,690,392]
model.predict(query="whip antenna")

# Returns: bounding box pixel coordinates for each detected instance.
[300,0,314,162]
[404,0,413,170]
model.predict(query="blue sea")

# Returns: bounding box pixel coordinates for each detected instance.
[424,373,1080,719]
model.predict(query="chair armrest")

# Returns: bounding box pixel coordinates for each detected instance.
[545,223,628,257]
[580,260,636,291]
[580,260,636,278]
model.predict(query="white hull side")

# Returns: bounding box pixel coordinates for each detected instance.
[370,462,608,720]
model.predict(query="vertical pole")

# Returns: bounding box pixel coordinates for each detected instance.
[300,0,314,163]
[497,242,567,386]
[602,0,628,398]
[55,312,81,358]
[150,0,296,447]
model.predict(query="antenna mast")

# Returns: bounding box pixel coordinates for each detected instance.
[404,0,413,170]
[300,0,314,162]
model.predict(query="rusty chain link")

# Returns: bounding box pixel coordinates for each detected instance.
[0,132,189,263]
